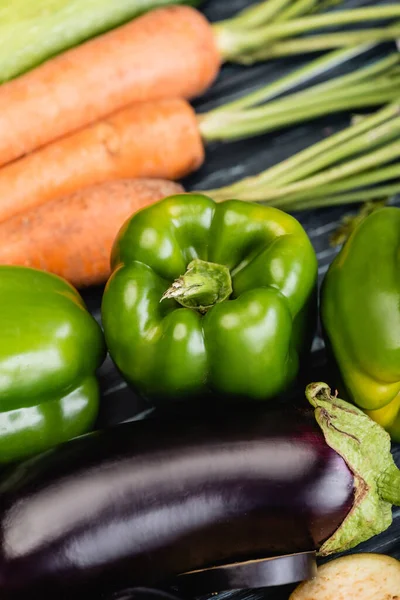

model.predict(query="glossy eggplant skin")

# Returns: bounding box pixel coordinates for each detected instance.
[0,405,354,599]
[108,588,186,600]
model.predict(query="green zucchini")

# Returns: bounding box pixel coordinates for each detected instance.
[0,0,203,83]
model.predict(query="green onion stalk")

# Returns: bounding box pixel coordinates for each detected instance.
[205,99,400,213]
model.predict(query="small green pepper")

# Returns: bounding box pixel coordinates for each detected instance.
[321,207,400,442]
[0,266,106,464]
[102,194,317,403]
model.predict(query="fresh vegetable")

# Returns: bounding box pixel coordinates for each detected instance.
[214,4,400,64]
[2,48,398,220]
[101,193,317,403]
[1,2,400,167]
[321,207,400,442]
[0,383,399,599]
[0,0,203,82]
[0,179,183,288]
[0,6,218,168]
[0,265,105,465]
[199,48,400,143]
[0,99,200,223]
[329,200,387,248]
[237,25,400,62]
[290,553,400,600]
[208,99,400,209]
[109,590,185,600]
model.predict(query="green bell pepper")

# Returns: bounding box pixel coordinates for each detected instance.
[321,207,400,442]
[102,193,317,403]
[0,266,106,464]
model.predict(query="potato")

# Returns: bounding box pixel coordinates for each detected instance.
[289,553,400,600]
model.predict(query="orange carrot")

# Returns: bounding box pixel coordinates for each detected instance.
[0,179,184,287]
[0,5,219,167]
[0,98,202,223]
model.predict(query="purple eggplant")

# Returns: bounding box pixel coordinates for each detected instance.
[107,588,187,600]
[0,383,398,600]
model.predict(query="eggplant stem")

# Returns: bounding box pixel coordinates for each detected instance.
[378,465,400,505]
[305,382,400,556]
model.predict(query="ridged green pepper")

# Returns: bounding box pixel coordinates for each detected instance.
[321,207,400,442]
[102,194,317,403]
[0,266,106,464]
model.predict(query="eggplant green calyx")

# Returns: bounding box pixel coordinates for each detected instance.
[306,382,400,556]
[161,258,232,314]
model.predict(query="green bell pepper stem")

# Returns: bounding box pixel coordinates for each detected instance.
[306,382,400,555]
[207,101,400,200]
[235,25,400,63]
[206,48,397,115]
[282,183,400,211]
[215,5,400,60]
[328,201,387,248]
[161,258,232,314]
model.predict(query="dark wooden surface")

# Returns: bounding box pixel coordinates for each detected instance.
[80,1,399,597]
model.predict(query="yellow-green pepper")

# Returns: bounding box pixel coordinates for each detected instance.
[102,194,317,404]
[321,207,400,441]
[0,266,106,464]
